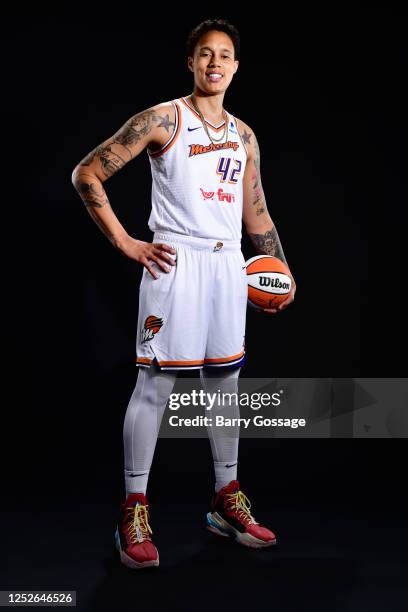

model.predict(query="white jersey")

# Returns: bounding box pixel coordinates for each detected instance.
[146,96,248,241]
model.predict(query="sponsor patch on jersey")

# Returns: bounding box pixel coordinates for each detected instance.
[200,187,235,203]
[200,188,215,200]
[141,315,163,344]
[189,141,239,157]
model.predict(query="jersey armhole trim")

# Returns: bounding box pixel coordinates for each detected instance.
[147,101,182,159]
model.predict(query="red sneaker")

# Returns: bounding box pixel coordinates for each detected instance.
[115,493,159,568]
[206,480,277,548]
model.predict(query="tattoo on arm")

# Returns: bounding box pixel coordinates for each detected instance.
[79,144,127,178]
[248,227,287,264]
[73,173,110,208]
[72,168,110,208]
[72,171,116,241]
[72,108,174,244]
[251,133,266,216]
[241,129,252,145]
[77,109,174,179]
[242,128,288,264]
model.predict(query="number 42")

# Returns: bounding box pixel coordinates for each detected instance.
[216,158,242,183]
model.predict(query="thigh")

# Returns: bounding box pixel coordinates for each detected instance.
[204,250,248,367]
[136,244,211,369]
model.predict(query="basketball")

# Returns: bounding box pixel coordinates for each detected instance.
[245,255,292,310]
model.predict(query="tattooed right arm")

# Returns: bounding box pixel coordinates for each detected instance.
[71,104,176,249]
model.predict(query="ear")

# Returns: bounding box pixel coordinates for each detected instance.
[187,56,194,73]
[233,60,239,74]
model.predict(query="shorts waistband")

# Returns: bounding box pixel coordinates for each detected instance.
[153,232,241,252]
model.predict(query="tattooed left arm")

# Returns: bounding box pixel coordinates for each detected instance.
[238,120,296,312]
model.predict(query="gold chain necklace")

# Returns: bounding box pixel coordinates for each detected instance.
[190,94,229,144]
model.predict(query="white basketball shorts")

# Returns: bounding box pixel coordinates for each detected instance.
[135,232,248,370]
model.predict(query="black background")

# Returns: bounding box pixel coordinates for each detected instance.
[2,5,407,611]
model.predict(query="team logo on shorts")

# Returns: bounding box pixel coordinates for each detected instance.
[141,315,163,344]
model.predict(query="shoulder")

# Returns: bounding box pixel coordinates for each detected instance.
[143,100,177,126]
[143,101,178,151]
[233,116,258,161]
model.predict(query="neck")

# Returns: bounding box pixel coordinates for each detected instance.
[189,88,226,123]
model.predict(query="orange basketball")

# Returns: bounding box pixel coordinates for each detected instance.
[245,255,292,309]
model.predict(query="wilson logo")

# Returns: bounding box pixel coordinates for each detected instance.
[259,276,290,290]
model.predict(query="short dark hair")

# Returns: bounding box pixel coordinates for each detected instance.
[186,18,240,61]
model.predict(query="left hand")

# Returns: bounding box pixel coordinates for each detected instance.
[255,273,296,315]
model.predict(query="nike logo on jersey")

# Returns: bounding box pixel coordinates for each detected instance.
[188,126,201,131]
[129,472,148,477]
[225,463,237,468]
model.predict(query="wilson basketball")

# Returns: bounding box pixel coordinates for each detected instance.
[245,255,292,309]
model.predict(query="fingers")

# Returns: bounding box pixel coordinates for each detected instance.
[152,244,177,267]
[278,292,295,310]
[255,307,278,314]
[142,251,176,277]
[144,260,159,280]
[155,243,177,255]
[153,248,177,266]
[151,255,172,273]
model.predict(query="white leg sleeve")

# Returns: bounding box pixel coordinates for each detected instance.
[123,363,178,495]
[200,367,241,490]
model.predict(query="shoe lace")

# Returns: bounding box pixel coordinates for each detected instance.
[225,490,259,525]
[126,503,153,544]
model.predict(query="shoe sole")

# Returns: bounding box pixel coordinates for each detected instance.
[206,512,277,549]
[115,527,159,569]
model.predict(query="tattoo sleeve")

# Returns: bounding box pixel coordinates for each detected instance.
[242,129,288,264]
[76,109,170,180]
[72,108,174,244]
[71,170,116,243]
[248,226,287,264]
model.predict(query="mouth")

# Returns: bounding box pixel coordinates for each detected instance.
[206,73,223,83]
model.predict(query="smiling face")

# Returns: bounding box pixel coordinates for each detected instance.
[187,30,239,94]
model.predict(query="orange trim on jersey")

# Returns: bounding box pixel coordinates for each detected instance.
[204,350,245,364]
[148,102,182,159]
[180,97,229,132]
[234,116,248,157]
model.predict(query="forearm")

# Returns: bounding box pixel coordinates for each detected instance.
[246,217,288,265]
[71,169,130,251]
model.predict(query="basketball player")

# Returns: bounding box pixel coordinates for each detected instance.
[72,19,296,569]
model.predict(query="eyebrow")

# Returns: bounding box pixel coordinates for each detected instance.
[199,46,233,53]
